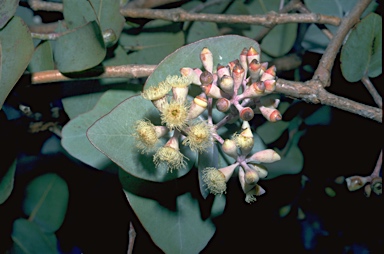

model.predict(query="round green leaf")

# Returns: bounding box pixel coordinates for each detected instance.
[0,159,16,205]
[120,170,215,254]
[54,21,106,73]
[242,0,297,57]
[28,41,54,73]
[11,218,58,254]
[0,0,19,29]
[186,21,220,44]
[63,92,104,119]
[22,173,69,233]
[341,13,382,82]
[87,95,197,181]
[0,16,34,109]
[62,89,141,170]
[63,0,124,46]
[119,20,185,65]
[144,35,260,90]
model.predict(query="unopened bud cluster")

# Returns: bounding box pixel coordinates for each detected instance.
[134,46,284,203]
[345,175,382,197]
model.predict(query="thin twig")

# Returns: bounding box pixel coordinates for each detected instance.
[127,222,136,254]
[371,150,383,178]
[254,0,302,42]
[276,78,382,123]
[361,75,383,109]
[29,65,157,84]
[28,0,63,12]
[120,8,341,26]
[312,0,372,87]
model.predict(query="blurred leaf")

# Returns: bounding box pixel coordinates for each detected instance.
[11,218,58,254]
[119,20,185,64]
[341,13,382,82]
[0,0,19,29]
[279,204,292,218]
[63,92,104,119]
[120,170,215,254]
[15,5,36,27]
[62,89,141,170]
[186,22,220,44]
[87,95,196,181]
[243,0,297,57]
[256,102,291,144]
[0,159,16,204]
[54,21,106,73]
[266,142,304,179]
[22,173,69,233]
[302,0,378,53]
[325,186,336,197]
[100,45,131,85]
[0,16,34,109]
[145,35,260,90]
[28,41,55,73]
[304,105,332,126]
[63,0,124,46]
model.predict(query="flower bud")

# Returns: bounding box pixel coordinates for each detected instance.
[364,184,372,197]
[261,65,276,81]
[200,47,213,73]
[180,67,202,85]
[228,59,239,73]
[218,163,238,182]
[259,106,282,122]
[245,184,266,203]
[217,65,231,79]
[247,149,281,163]
[219,75,234,94]
[371,177,382,195]
[202,84,224,99]
[247,46,260,64]
[234,127,254,156]
[240,81,265,99]
[345,176,368,191]
[240,107,254,121]
[249,163,268,179]
[102,28,117,47]
[263,79,276,94]
[202,167,226,195]
[153,136,187,172]
[248,59,262,82]
[222,139,238,158]
[187,94,207,120]
[244,168,259,184]
[200,70,214,85]
[216,98,231,112]
[240,47,248,77]
[232,63,245,94]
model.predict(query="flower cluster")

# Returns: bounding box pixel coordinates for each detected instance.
[134,46,283,203]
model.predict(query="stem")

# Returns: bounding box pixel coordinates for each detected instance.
[361,75,383,109]
[371,150,383,178]
[313,0,372,86]
[127,222,136,254]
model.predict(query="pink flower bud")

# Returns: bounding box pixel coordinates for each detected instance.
[248,59,262,82]
[222,139,238,158]
[232,63,245,94]
[240,107,254,121]
[219,75,234,94]
[247,149,281,163]
[200,47,213,73]
[260,65,276,81]
[345,176,368,191]
[217,65,231,79]
[200,70,214,86]
[259,106,282,122]
[263,79,276,93]
[202,84,225,99]
[187,94,207,120]
[216,98,231,112]
[180,67,202,85]
[247,46,260,64]
[240,81,265,99]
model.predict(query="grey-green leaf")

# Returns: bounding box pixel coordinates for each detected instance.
[119,20,185,65]
[28,41,55,73]
[11,218,58,254]
[62,89,141,170]
[341,13,382,82]
[54,21,106,73]
[87,95,196,181]
[0,0,19,29]
[0,159,16,204]
[22,173,69,233]
[0,16,34,109]
[63,0,125,46]
[120,170,215,254]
